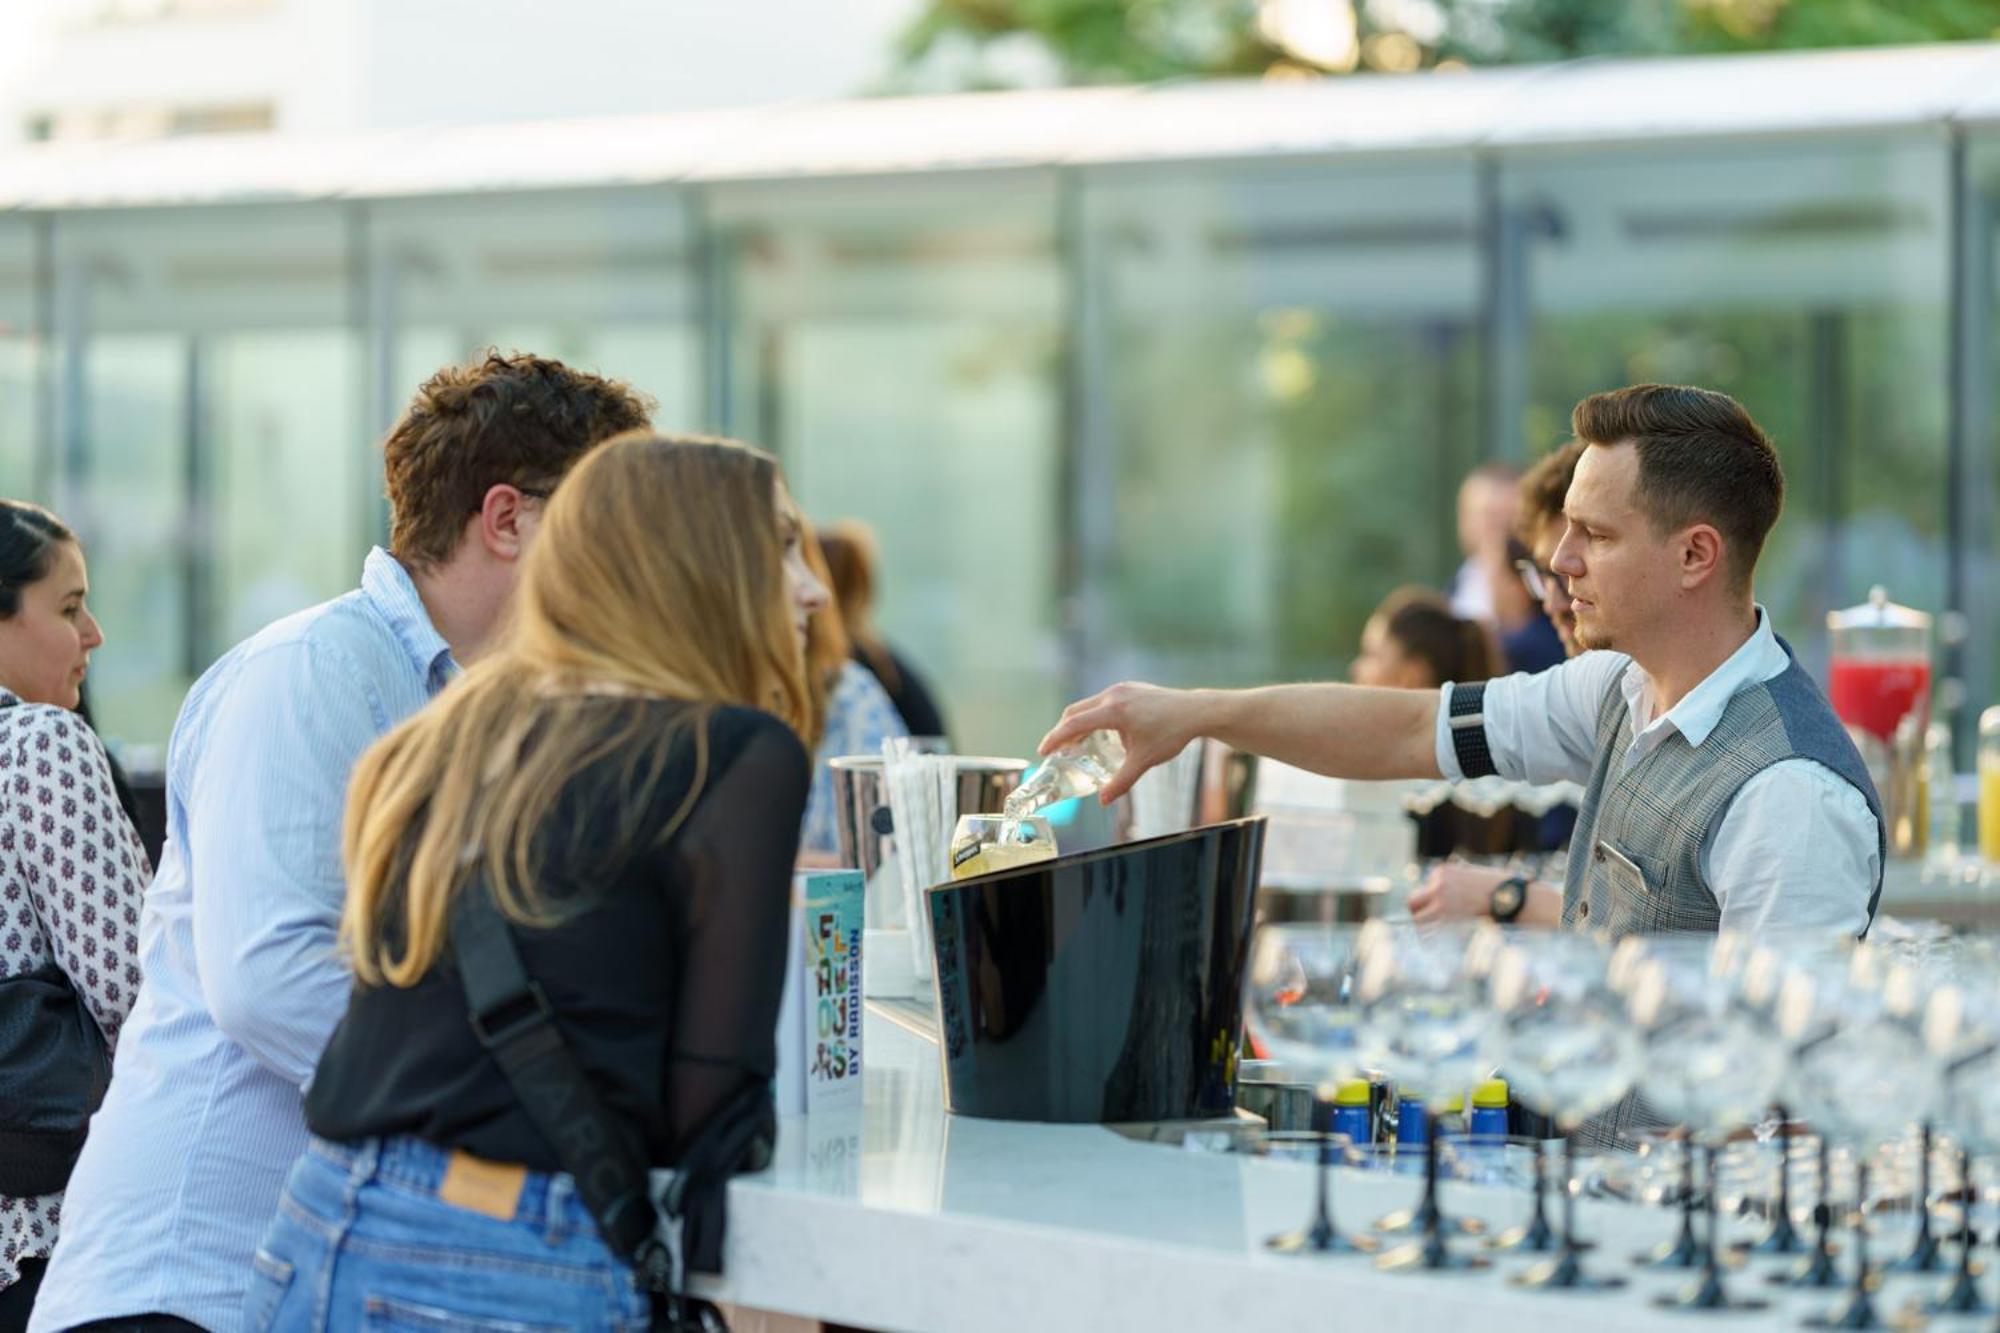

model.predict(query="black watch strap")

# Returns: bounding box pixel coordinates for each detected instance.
[1489,874,1530,924]
[1446,681,1498,779]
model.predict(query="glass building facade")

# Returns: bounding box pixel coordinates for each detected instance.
[0,51,1995,761]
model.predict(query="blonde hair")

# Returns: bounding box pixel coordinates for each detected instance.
[340,432,811,987]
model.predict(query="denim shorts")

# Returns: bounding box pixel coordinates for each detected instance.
[246,1136,653,1333]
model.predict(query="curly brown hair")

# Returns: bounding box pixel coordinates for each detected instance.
[383,351,654,570]
[1516,438,1585,546]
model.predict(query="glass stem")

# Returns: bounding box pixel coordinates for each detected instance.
[1562,1131,1579,1251]
[1680,1131,1700,1249]
[1919,1122,1936,1248]
[1313,1097,1335,1236]
[1853,1159,1872,1294]
[1532,1138,1551,1233]
[1774,1105,1792,1226]
[1703,1142,1722,1276]
[1421,1113,1442,1244]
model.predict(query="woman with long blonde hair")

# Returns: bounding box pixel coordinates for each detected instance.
[246,434,826,1330]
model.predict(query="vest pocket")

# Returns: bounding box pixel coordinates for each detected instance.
[1591,839,1673,932]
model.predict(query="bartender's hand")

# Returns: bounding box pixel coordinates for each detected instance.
[1038,681,1205,806]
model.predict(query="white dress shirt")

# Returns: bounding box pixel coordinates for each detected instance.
[1432,607,1878,936]
[30,549,458,1333]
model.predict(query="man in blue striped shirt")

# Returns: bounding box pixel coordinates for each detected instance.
[31,354,651,1333]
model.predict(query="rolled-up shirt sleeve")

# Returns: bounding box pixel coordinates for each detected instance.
[1433,650,1631,786]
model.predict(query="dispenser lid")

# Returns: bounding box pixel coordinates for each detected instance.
[1825,585,1931,633]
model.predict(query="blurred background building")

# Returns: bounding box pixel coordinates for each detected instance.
[0,0,919,145]
[0,0,1997,767]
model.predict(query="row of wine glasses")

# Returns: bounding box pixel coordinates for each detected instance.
[1245,918,2000,1325]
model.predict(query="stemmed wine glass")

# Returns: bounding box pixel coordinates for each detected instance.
[1746,941,1858,1291]
[1244,923,1380,1256]
[1920,957,2000,1315]
[1625,932,1786,1313]
[1781,942,1945,1329]
[1484,930,1643,1291]
[1354,920,1494,1274]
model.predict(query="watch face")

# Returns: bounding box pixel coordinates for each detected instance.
[1492,880,1525,922]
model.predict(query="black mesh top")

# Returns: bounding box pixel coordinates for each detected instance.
[305,698,811,1171]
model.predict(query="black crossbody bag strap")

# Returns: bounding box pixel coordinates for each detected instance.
[448,889,691,1316]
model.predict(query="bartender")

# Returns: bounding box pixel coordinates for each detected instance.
[1042,383,1883,940]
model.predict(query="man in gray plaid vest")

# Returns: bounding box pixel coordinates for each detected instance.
[1040,383,1884,943]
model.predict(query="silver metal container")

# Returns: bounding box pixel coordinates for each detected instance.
[827,754,1028,931]
[1234,1059,1317,1132]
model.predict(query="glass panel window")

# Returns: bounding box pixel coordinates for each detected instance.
[1082,161,1484,689]
[370,189,700,442]
[0,221,36,501]
[714,179,1062,756]
[1506,137,1952,676]
[54,205,356,747]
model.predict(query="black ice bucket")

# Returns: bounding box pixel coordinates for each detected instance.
[925,817,1266,1124]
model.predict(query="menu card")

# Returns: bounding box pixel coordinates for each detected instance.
[775,870,865,1116]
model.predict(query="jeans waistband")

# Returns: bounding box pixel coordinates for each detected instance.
[306,1134,597,1235]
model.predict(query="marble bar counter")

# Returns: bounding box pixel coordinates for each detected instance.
[696,1009,1924,1333]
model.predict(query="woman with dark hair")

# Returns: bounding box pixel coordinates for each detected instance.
[0,500,149,1331]
[1350,586,1523,858]
[1351,585,1501,693]
[815,520,948,742]
[798,527,907,861]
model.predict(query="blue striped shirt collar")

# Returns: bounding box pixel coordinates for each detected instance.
[360,546,458,691]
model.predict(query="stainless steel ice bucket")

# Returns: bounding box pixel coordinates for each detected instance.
[827,754,1029,931]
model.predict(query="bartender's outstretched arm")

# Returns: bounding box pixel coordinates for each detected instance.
[1038,681,1443,805]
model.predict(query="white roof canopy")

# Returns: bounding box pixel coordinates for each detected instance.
[1,42,1998,211]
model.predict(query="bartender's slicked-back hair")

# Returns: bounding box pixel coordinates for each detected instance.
[1572,384,1783,589]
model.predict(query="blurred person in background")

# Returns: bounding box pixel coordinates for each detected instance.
[1448,462,1566,675]
[1405,441,1590,920]
[816,521,948,743]
[31,354,652,1333]
[0,502,149,1332]
[1514,440,1586,658]
[254,436,819,1330]
[1350,586,1513,858]
[799,530,907,863]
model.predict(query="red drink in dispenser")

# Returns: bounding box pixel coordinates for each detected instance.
[1825,588,1934,744]
[1825,588,1933,857]
[1827,657,1932,743]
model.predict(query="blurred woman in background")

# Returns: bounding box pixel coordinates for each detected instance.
[798,529,907,861]
[1349,586,1516,858]
[816,520,947,743]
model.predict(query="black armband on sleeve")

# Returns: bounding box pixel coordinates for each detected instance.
[1446,681,1498,780]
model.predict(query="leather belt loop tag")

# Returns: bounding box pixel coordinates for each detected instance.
[440,1149,528,1222]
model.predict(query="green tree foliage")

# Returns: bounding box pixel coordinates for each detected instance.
[892,0,2000,88]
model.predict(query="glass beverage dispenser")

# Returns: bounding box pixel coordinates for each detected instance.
[1826,587,1932,855]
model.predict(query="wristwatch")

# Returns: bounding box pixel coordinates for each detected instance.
[1489,875,1529,924]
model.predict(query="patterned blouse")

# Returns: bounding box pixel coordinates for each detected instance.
[0,689,150,1290]
[800,662,910,857]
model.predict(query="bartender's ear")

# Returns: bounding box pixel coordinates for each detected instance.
[1678,522,1725,590]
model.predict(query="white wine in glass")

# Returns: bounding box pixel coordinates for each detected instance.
[948,814,1057,881]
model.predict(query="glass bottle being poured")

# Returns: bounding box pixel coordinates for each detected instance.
[1003,730,1128,821]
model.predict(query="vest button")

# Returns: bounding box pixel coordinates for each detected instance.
[1593,845,1606,863]
[1579,902,1590,919]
